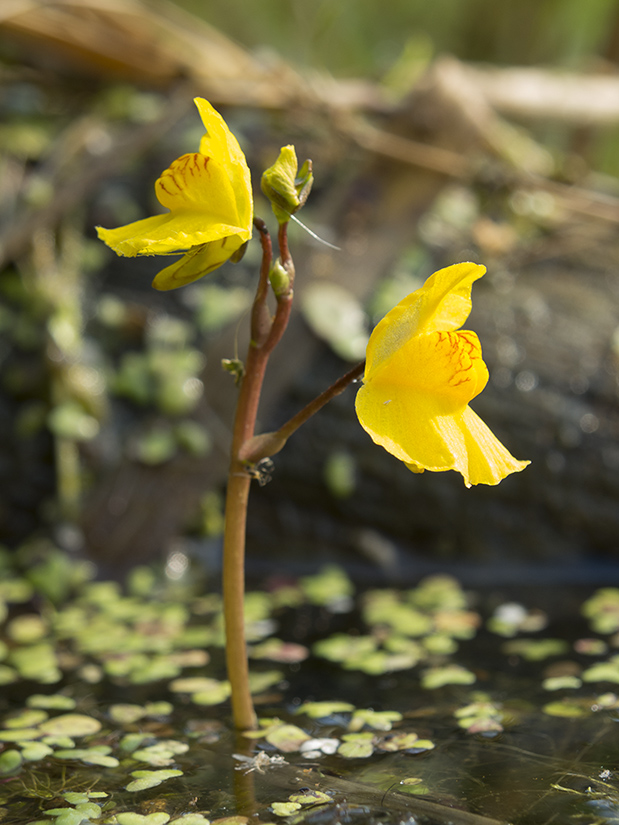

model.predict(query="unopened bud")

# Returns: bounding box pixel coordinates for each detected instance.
[269,258,291,297]
[261,145,313,224]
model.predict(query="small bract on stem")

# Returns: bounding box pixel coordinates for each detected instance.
[97,98,529,732]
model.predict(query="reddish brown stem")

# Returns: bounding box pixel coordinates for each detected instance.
[239,360,366,464]
[222,219,296,731]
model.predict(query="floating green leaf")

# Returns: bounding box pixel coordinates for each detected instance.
[338,732,375,759]
[21,741,54,761]
[109,703,148,724]
[27,694,76,711]
[38,713,101,737]
[6,613,48,643]
[289,790,333,805]
[125,768,183,792]
[133,740,189,766]
[502,638,568,661]
[377,732,434,751]
[249,670,284,694]
[543,701,591,718]
[0,727,41,741]
[349,709,402,732]
[300,566,354,610]
[542,676,583,691]
[582,661,619,684]
[296,701,355,719]
[265,724,311,752]
[0,749,22,774]
[116,813,171,825]
[271,802,302,817]
[54,747,119,767]
[4,708,48,728]
[582,588,619,634]
[421,664,476,689]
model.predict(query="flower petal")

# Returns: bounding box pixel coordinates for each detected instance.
[366,263,485,375]
[155,153,240,226]
[356,329,529,486]
[152,237,246,290]
[368,330,489,408]
[96,210,249,257]
[195,98,253,230]
[356,381,528,487]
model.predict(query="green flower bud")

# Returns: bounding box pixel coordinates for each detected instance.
[269,258,291,297]
[261,145,313,224]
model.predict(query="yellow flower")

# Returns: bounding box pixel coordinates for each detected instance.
[96,98,253,290]
[355,262,529,487]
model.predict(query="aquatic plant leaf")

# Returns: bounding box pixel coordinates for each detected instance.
[170,816,211,824]
[125,768,183,792]
[192,683,231,706]
[421,634,458,655]
[38,713,101,737]
[21,741,54,761]
[169,677,223,693]
[582,588,619,634]
[0,665,17,684]
[265,724,311,752]
[7,613,48,643]
[582,661,619,684]
[41,735,75,748]
[573,638,608,656]
[337,732,375,759]
[421,664,476,689]
[120,733,151,752]
[45,809,87,825]
[27,694,76,710]
[0,749,22,774]
[210,819,248,825]
[296,701,355,719]
[271,802,302,816]
[249,639,309,663]
[349,709,402,731]
[409,575,468,611]
[0,579,33,603]
[109,704,148,724]
[116,814,171,825]
[501,638,568,661]
[378,732,435,751]
[313,634,377,664]
[542,676,583,691]
[9,643,61,683]
[4,709,48,728]
[363,591,433,636]
[455,701,504,733]
[0,727,41,741]
[289,790,333,804]
[54,747,119,767]
[300,565,354,610]
[133,740,189,766]
[63,792,108,803]
[543,700,591,718]
[249,670,284,694]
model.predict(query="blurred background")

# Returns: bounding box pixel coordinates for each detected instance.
[1,0,618,586]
